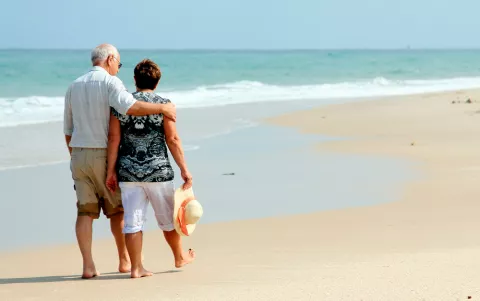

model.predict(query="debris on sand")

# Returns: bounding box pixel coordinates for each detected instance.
[452,98,475,104]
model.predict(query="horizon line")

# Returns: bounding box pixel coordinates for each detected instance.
[2,47,480,51]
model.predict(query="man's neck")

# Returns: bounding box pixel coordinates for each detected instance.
[93,63,107,70]
[136,89,154,93]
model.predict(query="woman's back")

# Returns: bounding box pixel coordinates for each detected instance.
[112,91,174,183]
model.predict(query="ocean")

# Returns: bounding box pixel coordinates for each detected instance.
[2,49,480,127]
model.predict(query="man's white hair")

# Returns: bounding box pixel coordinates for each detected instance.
[91,44,118,65]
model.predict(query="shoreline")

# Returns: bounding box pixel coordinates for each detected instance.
[0,122,413,252]
[2,88,477,171]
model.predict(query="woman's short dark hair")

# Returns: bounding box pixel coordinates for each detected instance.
[134,59,161,90]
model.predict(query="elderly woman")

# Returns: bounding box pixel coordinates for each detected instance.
[106,59,195,278]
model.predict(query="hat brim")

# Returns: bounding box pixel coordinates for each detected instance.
[173,187,197,236]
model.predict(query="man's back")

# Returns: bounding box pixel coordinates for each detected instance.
[64,66,133,148]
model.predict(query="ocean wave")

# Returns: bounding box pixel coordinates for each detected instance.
[2,76,480,127]
[197,118,258,140]
[0,96,65,127]
[184,144,200,151]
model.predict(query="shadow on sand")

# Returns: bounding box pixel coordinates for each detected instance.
[0,270,181,284]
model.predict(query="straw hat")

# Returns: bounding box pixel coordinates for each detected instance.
[173,187,203,236]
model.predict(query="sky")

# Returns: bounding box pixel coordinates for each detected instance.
[0,0,478,49]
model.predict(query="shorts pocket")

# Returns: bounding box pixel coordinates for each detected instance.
[70,156,82,180]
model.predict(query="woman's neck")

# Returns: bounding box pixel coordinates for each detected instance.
[136,89,154,93]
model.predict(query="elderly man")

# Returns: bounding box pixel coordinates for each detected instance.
[64,44,176,279]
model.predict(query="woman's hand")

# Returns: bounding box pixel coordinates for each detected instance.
[181,170,193,190]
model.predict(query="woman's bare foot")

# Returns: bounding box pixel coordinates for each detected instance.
[175,249,196,268]
[118,258,131,273]
[81,266,99,279]
[131,266,153,278]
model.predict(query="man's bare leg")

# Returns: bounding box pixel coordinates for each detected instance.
[76,215,98,279]
[125,232,152,278]
[109,213,131,273]
[163,230,195,268]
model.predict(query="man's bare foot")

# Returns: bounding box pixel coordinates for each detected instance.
[131,266,153,278]
[81,266,99,279]
[118,258,131,273]
[175,249,196,268]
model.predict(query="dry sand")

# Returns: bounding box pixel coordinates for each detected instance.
[2,90,480,300]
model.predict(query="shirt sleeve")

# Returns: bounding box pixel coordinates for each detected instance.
[108,76,137,115]
[63,86,73,136]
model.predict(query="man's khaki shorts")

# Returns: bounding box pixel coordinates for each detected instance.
[70,148,123,219]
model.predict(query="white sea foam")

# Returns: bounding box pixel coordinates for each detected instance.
[198,118,258,140]
[0,160,68,171]
[2,76,480,127]
[183,144,201,151]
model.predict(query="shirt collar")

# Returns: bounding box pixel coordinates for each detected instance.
[90,66,107,72]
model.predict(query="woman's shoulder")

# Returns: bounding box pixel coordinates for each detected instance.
[133,92,170,104]
[152,94,171,104]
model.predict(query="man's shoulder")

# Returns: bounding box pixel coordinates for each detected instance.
[73,69,96,81]
[71,69,120,86]
[70,72,88,87]
[106,74,124,86]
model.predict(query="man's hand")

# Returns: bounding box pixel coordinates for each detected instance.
[162,103,176,121]
[126,99,177,119]
[106,171,118,193]
[65,135,72,156]
[181,170,193,190]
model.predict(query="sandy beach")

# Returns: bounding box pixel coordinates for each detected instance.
[2,89,480,300]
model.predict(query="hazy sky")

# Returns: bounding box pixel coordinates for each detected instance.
[0,0,477,49]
